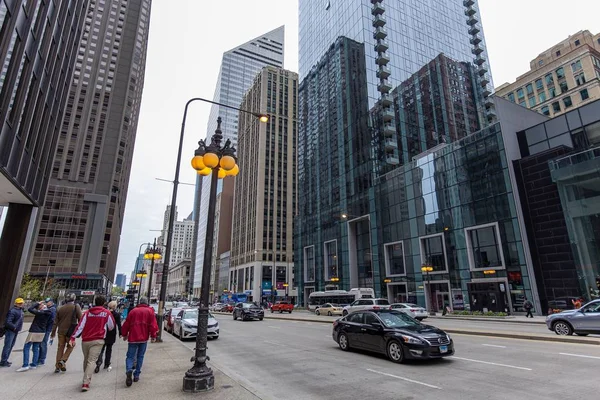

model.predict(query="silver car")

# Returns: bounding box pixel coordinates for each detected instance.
[391,303,428,321]
[173,309,220,340]
[546,299,600,336]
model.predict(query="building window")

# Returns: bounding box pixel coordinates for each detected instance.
[517,88,524,99]
[556,67,565,79]
[384,241,405,277]
[526,83,533,95]
[507,93,515,103]
[420,234,447,273]
[541,105,550,116]
[465,223,504,270]
[556,50,561,57]
[574,73,586,86]
[535,79,543,90]
[304,246,315,282]
[575,39,580,46]
[580,89,589,101]
[559,81,568,93]
[571,60,582,73]
[323,240,338,281]
[519,101,526,107]
[545,73,554,86]
[538,59,544,67]
[552,101,561,112]
[539,92,547,103]
[528,96,536,107]
[549,87,557,98]
[563,96,573,108]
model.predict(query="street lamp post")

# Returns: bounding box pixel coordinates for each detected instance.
[156,97,267,344]
[283,283,289,300]
[143,239,163,303]
[136,269,148,305]
[421,265,435,316]
[131,279,140,304]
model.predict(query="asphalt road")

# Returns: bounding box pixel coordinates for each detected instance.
[176,315,600,400]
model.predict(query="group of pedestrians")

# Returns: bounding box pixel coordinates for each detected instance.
[1,294,159,392]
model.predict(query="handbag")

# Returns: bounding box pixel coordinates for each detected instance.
[65,305,78,337]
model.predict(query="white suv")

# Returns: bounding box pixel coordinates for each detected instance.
[342,298,391,316]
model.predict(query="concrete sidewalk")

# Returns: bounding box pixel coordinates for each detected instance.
[0,326,262,400]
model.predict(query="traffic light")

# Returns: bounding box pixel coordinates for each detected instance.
[596,276,600,290]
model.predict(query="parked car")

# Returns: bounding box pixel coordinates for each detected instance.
[546,299,600,336]
[271,301,294,314]
[332,309,454,363]
[210,303,224,311]
[342,298,391,316]
[391,303,428,321]
[219,303,234,313]
[173,309,219,340]
[164,307,185,333]
[233,302,264,321]
[315,303,343,316]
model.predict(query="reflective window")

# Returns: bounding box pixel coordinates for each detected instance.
[467,225,503,269]
[571,60,582,73]
[324,240,337,281]
[304,246,315,282]
[420,234,446,272]
[545,73,554,86]
[541,106,550,116]
[517,88,524,98]
[526,83,534,95]
[535,79,544,90]
[580,89,589,101]
[552,101,561,112]
[556,67,565,79]
[507,93,515,103]
[575,73,586,86]
[539,92,547,103]
[563,96,573,108]
[528,96,536,107]
[385,241,405,276]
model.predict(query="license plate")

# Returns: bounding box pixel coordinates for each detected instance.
[439,345,448,353]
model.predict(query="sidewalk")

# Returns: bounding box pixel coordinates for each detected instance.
[0,326,262,400]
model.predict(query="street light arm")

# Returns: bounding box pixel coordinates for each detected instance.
[187,97,266,120]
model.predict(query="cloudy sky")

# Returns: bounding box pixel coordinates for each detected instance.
[115,0,600,279]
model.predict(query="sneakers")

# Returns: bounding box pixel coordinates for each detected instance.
[126,370,133,387]
[0,362,12,367]
[103,364,110,370]
[58,360,66,372]
[16,366,30,372]
[81,384,90,392]
[29,366,37,370]
[54,368,60,373]
[133,376,139,383]
[94,365,100,374]
[107,366,112,372]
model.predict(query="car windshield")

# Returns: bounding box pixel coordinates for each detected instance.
[405,304,421,308]
[377,311,421,328]
[242,303,259,309]
[183,311,197,319]
[375,299,390,305]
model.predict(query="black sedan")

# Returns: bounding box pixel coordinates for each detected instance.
[332,309,454,363]
[233,302,264,321]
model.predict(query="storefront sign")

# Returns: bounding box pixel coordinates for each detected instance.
[81,290,95,295]
[72,274,87,279]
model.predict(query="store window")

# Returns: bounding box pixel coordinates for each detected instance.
[466,223,504,270]
[384,241,405,276]
[420,234,447,273]
[304,246,315,282]
[323,240,337,281]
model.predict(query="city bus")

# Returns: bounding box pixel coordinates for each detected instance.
[308,288,374,311]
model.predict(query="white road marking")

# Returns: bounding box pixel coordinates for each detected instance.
[559,352,600,360]
[482,344,507,348]
[451,356,531,371]
[267,325,281,329]
[366,369,441,390]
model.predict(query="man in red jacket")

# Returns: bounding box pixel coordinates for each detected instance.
[70,296,114,392]
[121,297,158,387]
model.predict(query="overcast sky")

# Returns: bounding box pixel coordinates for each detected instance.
[115,0,600,279]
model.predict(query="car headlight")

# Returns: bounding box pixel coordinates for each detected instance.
[400,335,423,345]
[183,324,196,330]
[446,334,451,342]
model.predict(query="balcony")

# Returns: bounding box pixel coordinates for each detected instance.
[484,97,494,108]
[480,75,490,86]
[468,25,480,35]
[375,54,390,65]
[482,87,491,97]
[463,0,475,6]
[386,155,400,165]
[377,66,391,79]
[385,138,398,150]
[470,35,482,45]
[383,123,395,136]
[371,1,385,15]
[378,80,392,93]
[466,15,478,26]
[374,40,389,52]
[380,93,393,107]
[486,108,497,121]
[374,27,388,40]
[478,65,488,76]
[382,108,395,121]
[465,8,476,16]
[372,15,386,28]
[474,55,486,65]
[471,46,484,56]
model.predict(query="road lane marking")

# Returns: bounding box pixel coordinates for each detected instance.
[482,344,507,348]
[267,325,281,329]
[263,340,285,347]
[366,369,441,390]
[451,356,532,371]
[559,352,600,360]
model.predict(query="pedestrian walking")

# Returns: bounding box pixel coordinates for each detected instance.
[94,301,122,373]
[523,297,534,318]
[38,298,57,366]
[0,298,25,367]
[17,301,52,372]
[50,293,83,373]
[121,297,158,387]
[69,295,114,391]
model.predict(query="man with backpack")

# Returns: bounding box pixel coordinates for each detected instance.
[51,293,83,373]
[523,297,534,318]
[0,298,25,367]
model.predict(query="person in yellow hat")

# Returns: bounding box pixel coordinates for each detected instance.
[1,298,25,367]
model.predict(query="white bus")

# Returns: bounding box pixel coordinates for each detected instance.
[308,288,375,311]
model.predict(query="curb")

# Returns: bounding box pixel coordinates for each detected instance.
[430,316,546,325]
[213,312,600,345]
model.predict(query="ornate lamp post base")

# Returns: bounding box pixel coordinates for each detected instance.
[183,366,214,392]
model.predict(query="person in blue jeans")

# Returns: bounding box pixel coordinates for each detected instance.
[0,298,25,367]
[38,298,56,366]
[17,302,52,372]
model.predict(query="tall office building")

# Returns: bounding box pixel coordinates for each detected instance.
[28,0,152,296]
[231,66,298,304]
[159,205,194,267]
[0,0,88,323]
[193,27,285,295]
[115,273,126,289]
[496,30,600,118]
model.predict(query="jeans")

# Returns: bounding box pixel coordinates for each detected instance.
[23,341,41,368]
[38,331,51,364]
[1,330,18,363]
[126,342,147,377]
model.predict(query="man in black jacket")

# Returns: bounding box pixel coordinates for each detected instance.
[17,302,52,372]
[94,300,122,372]
[0,298,25,367]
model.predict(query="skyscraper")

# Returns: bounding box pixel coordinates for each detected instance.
[115,273,126,289]
[28,0,152,295]
[0,0,88,324]
[193,27,285,296]
[231,66,298,304]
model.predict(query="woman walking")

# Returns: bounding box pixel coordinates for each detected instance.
[94,301,122,372]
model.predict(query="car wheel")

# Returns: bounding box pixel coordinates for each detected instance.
[279,310,283,313]
[342,310,348,316]
[576,333,589,336]
[553,321,573,336]
[233,313,237,320]
[271,309,274,313]
[338,333,350,351]
[315,310,320,316]
[259,317,263,321]
[387,340,405,364]
[327,311,332,316]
